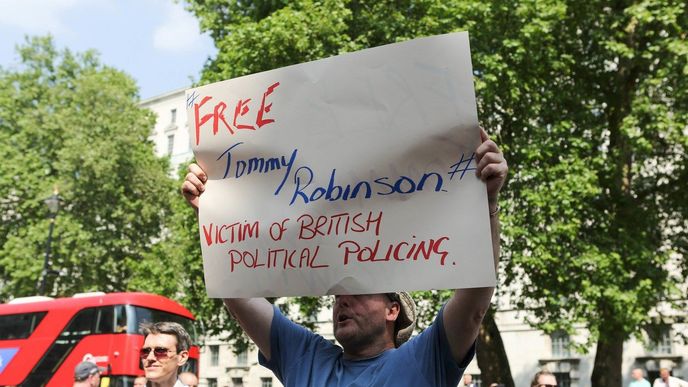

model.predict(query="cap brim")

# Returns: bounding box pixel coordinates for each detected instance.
[395,292,416,346]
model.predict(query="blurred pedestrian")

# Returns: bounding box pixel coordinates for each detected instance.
[531,369,557,387]
[179,372,199,387]
[133,375,147,387]
[73,361,103,387]
[653,368,688,387]
[629,368,650,387]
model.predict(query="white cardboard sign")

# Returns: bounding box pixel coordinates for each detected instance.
[187,31,495,298]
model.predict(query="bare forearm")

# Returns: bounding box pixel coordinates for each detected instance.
[444,286,494,362]
[443,202,501,362]
[223,298,274,359]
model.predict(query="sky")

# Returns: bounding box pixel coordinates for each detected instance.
[0,0,216,100]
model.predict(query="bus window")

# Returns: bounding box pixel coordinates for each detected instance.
[62,307,96,338]
[114,305,128,333]
[96,306,115,333]
[128,306,197,344]
[0,311,47,339]
[25,307,97,386]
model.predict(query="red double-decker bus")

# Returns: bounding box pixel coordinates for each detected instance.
[0,292,200,387]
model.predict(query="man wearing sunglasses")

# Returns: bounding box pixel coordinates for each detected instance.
[140,321,192,387]
[182,128,507,386]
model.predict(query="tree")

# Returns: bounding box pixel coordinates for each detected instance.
[0,36,176,299]
[484,2,688,386]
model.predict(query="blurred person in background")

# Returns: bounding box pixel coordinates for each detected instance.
[531,369,557,387]
[73,361,103,387]
[179,372,199,387]
[653,368,688,387]
[629,368,650,387]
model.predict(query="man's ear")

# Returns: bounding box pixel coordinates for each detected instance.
[386,301,400,322]
[177,350,189,366]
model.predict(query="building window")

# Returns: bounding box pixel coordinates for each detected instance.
[551,331,571,358]
[167,134,174,155]
[647,328,673,354]
[237,350,248,366]
[170,108,177,123]
[210,344,219,366]
[261,377,273,387]
[553,372,571,387]
[231,377,243,387]
[207,378,217,387]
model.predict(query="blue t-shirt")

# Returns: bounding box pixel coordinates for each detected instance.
[629,380,651,387]
[259,305,474,387]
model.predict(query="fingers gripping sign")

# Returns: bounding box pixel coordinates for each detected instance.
[182,163,207,212]
[476,127,507,205]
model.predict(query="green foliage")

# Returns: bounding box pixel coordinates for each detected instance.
[0,36,175,299]
[490,0,688,349]
[412,289,454,330]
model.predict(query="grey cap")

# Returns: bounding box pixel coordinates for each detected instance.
[74,361,103,381]
[390,292,416,346]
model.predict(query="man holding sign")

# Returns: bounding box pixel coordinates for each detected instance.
[183,31,506,386]
[181,126,506,386]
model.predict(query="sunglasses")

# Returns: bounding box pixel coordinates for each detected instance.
[538,384,558,387]
[139,346,176,360]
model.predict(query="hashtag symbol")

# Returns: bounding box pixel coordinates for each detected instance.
[447,152,476,181]
[186,91,199,108]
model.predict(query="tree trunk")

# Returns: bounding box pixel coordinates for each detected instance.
[476,305,515,387]
[590,330,624,387]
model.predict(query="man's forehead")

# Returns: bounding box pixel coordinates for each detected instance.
[538,374,557,383]
[143,332,178,346]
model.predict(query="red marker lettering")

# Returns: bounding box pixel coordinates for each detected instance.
[213,101,234,136]
[193,82,280,145]
[257,82,280,127]
[194,96,213,146]
[233,99,255,130]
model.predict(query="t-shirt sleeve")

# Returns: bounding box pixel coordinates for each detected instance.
[401,305,475,386]
[258,305,326,382]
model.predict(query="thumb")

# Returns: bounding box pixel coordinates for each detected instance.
[479,126,489,143]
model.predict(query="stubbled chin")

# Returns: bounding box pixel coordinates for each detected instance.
[334,321,355,339]
[145,367,161,376]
